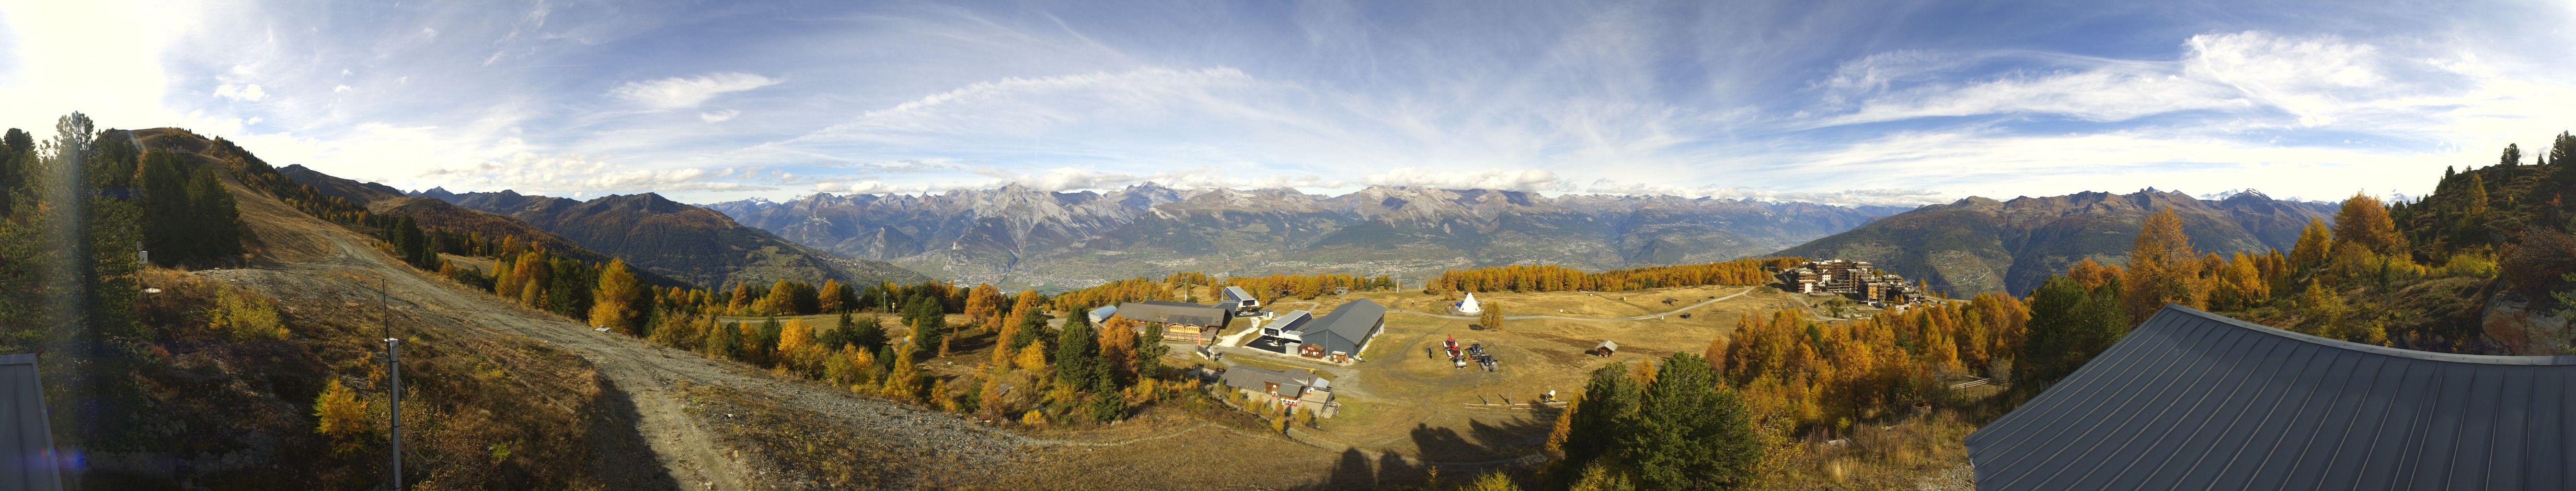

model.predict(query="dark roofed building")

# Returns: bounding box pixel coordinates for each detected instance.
[1219,286,1261,315]
[1966,304,2576,491]
[1287,299,1384,362]
[1114,301,1231,343]
[1221,365,1312,397]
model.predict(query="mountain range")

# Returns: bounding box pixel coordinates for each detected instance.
[1773,189,2341,296]
[705,184,1904,291]
[402,187,930,289]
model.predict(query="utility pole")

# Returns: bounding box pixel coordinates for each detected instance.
[385,336,402,491]
[380,274,402,491]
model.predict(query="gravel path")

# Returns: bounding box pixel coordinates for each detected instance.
[1383,286,1760,321]
[207,183,1027,490]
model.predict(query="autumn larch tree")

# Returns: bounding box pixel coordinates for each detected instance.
[2121,209,2204,321]
[588,259,649,334]
[2331,192,2408,257]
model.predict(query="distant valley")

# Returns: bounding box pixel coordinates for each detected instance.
[1774,189,2340,296]
[705,184,1906,291]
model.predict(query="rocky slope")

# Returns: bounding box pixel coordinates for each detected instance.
[414,187,930,289]
[1773,189,2339,296]
[706,184,1897,290]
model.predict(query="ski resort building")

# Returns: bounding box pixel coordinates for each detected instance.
[1966,304,2576,491]
[1220,365,1335,416]
[1248,299,1387,363]
[1218,286,1262,316]
[1111,301,1231,344]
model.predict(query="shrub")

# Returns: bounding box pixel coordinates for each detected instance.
[207,285,287,340]
[312,378,370,456]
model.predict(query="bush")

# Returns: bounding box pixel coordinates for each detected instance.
[208,285,287,340]
[2439,249,2499,278]
[2501,229,2576,296]
[311,378,370,456]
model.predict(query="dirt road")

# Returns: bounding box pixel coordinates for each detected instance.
[1384,286,1761,321]
[206,180,1025,490]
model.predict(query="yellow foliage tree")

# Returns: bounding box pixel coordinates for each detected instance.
[2122,209,2206,321]
[2064,258,2122,290]
[312,378,371,456]
[2331,193,2408,257]
[818,279,846,314]
[588,259,647,334]
[1098,317,1139,384]
[1015,343,1051,373]
[963,283,1005,331]
[208,286,287,340]
[779,319,813,350]
[1545,397,1580,454]
[2289,217,2334,272]
[879,343,920,402]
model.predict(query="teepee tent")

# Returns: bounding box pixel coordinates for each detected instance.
[1454,292,1482,315]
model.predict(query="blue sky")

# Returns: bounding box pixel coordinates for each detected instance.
[2,0,2572,205]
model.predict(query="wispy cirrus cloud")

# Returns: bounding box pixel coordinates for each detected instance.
[609,72,780,110]
[6,0,2573,206]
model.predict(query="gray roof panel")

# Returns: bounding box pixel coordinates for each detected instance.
[1966,305,2576,491]
[0,353,61,491]
[1116,301,1228,327]
[1297,299,1383,354]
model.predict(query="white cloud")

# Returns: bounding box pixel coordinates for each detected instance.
[1365,168,1565,192]
[1579,180,1956,207]
[699,109,739,123]
[608,72,780,110]
[816,180,944,195]
[0,0,207,127]
[1014,167,1136,192]
[333,84,351,93]
[1816,31,2464,129]
[213,83,266,101]
[800,67,1264,140]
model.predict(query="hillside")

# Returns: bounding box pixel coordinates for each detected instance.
[1773,189,2338,295]
[418,188,930,289]
[706,184,1894,290]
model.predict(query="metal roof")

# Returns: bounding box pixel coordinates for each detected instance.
[1221,286,1256,302]
[0,353,62,491]
[1220,365,1311,395]
[1115,301,1229,327]
[1965,304,2576,491]
[1296,299,1384,355]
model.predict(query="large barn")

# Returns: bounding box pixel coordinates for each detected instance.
[1112,301,1231,344]
[1966,304,2576,491]
[1250,299,1386,363]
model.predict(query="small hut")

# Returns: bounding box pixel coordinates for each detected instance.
[1589,339,1619,357]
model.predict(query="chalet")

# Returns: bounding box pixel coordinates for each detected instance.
[1220,364,1335,415]
[1113,301,1230,344]
[1589,339,1618,357]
